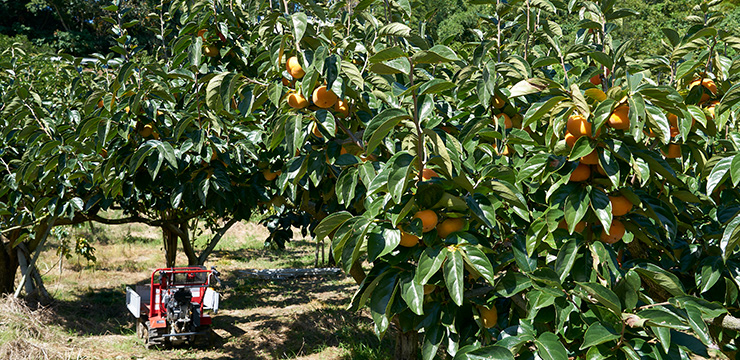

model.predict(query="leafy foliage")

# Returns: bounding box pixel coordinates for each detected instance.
[3,0,740,359]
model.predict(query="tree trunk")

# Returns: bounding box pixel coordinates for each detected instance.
[162,225,178,267]
[0,232,19,294]
[394,328,419,360]
[16,245,34,295]
[177,222,197,266]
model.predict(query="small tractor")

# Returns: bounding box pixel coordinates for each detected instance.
[126,266,221,348]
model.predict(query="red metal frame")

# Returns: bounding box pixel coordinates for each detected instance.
[148,267,214,326]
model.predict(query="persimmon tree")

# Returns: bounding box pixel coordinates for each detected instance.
[209,0,740,358]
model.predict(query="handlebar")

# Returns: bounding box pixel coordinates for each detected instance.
[210,266,222,287]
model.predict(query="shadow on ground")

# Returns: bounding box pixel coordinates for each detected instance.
[48,275,151,336]
[40,264,392,359]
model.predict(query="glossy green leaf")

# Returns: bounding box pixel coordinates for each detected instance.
[400,272,424,315]
[444,249,464,306]
[416,247,448,285]
[577,282,622,313]
[535,332,567,360]
[580,323,620,349]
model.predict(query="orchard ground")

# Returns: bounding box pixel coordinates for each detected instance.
[0,215,393,360]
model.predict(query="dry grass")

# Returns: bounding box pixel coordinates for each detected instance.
[0,295,81,360]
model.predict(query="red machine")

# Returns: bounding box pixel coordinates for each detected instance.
[126,266,221,348]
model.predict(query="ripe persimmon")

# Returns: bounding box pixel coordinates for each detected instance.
[437,218,465,238]
[263,169,281,181]
[312,86,338,109]
[609,195,633,216]
[590,74,601,86]
[690,77,718,95]
[478,306,498,329]
[567,113,593,138]
[140,124,154,138]
[493,96,506,109]
[557,220,586,233]
[601,219,626,244]
[334,100,350,118]
[664,143,681,158]
[312,123,323,138]
[570,163,591,182]
[203,45,219,57]
[608,105,630,130]
[399,231,419,247]
[421,168,439,181]
[286,56,305,79]
[496,113,512,129]
[581,150,599,165]
[413,210,438,233]
[564,132,577,148]
[287,92,308,109]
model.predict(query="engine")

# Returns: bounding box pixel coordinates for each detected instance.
[164,288,193,333]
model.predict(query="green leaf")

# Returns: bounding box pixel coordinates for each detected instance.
[444,249,464,306]
[522,96,566,128]
[580,323,620,349]
[364,108,411,154]
[378,23,411,37]
[535,332,567,360]
[685,304,712,346]
[588,51,614,70]
[422,322,444,360]
[367,226,400,262]
[370,270,399,336]
[336,167,359,205]
[400,272,424,315]
[509,78,552,98]
[206,72,230,111]
[412,45,460,64]
[644,104,671,144]
[698,256,723,293]
[291,12,307,42]
[585,345,612,360]
[512,236,537,273]
[590,188,612,231]
[369,47,407,63]
[639,308,690,330]
[315,211,353,242]
[633,262,686,296]
[462,245,496,285]
[493,271,532,297]
[465,194,496,229]
[555,238,579,282]
[613,269,641,311]
[564,188,589,234]
[454,345,514,360]
[416,247,448,285]
[720,214,740,261]
[577,282,622,314]
[651,326,671,353]
[632,149,682,186]
[341,61,364,88]
[569,136,595,160]
[388,152,414,204]
[419,79,456,95]
[706,155,734,194]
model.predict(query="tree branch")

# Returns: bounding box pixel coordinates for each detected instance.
[197,218,238,265]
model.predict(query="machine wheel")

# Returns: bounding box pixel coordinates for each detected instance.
[196,326,214,348]
[136,318,147,339]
